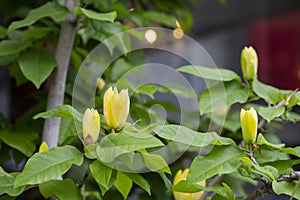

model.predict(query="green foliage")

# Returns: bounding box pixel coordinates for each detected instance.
[0,168,25,196]
[15,146,83,187]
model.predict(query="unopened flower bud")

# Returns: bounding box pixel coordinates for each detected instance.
[82,108,100,144]
[38,141,48,153]
[104,87,130,130]
[240,107,258,144]
[97,78,105,92]
[173,169,206,200]
[241,46,258,81]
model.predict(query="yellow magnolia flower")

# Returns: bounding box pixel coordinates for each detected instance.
[38,141,48,153]
[103,87,130,130]
[240,107,258,144]
[241,46,258,81]
[97,78,105,92]
[173,169,206,200]
[82,108,100,144]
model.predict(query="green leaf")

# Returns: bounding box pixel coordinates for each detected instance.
[114,171,133,199]
[8,2,68,32]
[33,105,83,122]
[89,161,113,190]
[96,131,164,163]
[0,168,25,196]
[258,106,285,123]
[39,178,81,200]
[0,54,19,66]
[153,125,235,148]
[240,157,277,180]
[272,181,300,199]
[124,173,151,195]
[59,118,77,145]
[173,180,229,199]
[188,145,245,183]
[0,40,30,56]
[0,26,6,38]
[21,27,55,41]
[111,58,133,81]
[134,84,157,99]
[0,130,38,157]
[75,7,116,22]
[284,111,300,123]
[200,80,248,115]
[15,145,83,187]
[256,134,285,149]
[252,78,283,105]
[142,153,171,174]
[142,11,176,27]
[178,65,240,81]
[18,47,56,89]
[297,91,300,106]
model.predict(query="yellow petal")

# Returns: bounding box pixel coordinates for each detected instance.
[82,108,100,144]
[39,141,48,153]
[240,107,258,144]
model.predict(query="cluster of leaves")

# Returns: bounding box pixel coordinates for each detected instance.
[1,0,300,200]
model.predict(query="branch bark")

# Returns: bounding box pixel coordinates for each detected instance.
[42,0,77,148]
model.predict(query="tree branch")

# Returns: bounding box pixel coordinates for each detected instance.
[42,0,77,148]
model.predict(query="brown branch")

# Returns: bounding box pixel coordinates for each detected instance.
[42,0,77,148]
[277,171,300,182]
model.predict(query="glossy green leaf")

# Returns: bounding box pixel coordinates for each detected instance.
[258,106,285,123]
[178,65,240,81]
[124,173,151,195]
[188,146,245,183]
[75,7,116,22]
[33,104,83,122]
[114,171,133,199]
[96,131,164,163]
[0,168,25,196]
[142,153,171,174]
[18,47,56,89]
[0,40,30,56]
[200,80,248,115]
[256,134,285,149]
[153,125,235,148]
[0,130,38,157]
[241,157,277,180]
[89,161,113,190]
[8,2,68,32]
[39,178,81,200]
[252,78,283,105]
[15,145,83,187]
[21,27,55,41]
[272,181,300,199]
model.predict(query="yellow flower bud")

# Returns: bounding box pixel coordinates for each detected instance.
[38,141,48,153]
[173,169,206,200]
[241,46,258,81]
[240,107,258,144]
[82,108,100,144]
[103,87,130,130]
[97,78,105,92]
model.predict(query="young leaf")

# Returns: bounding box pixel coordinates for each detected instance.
[178,65,240,82]
[8,2,68,32]
[15,145,83,187]
[18,47,57,89]
[258,106,285,123]
[39,178,81,200]
[33,105,83,122]
[256,134,285,150]
[252,78,283,105]
[74,7,117,22]
[188,146,245,183]
[59,118,77,145]
[0,168,25,196]
[200,80,248,115]
[114,171,133,199]
[89,161,113,190]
